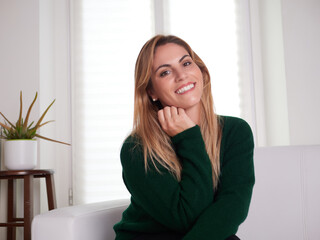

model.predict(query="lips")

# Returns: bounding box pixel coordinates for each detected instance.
[175,82,196,94]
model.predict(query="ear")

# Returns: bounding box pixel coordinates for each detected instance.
[147,88,158,102]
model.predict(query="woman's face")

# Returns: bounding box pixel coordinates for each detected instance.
[149,43,204,111]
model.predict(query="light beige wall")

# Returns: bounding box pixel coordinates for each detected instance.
[281,0,320,145]
[0,0,40,239]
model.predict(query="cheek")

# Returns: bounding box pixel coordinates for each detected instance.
[153,81,164,94]
[150,80,168,99]
[155,78,173,91]
[193,65,203,80]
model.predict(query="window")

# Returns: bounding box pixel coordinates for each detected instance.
[71,0,254,204]
[166,0,242,117]
[72,0,154,204]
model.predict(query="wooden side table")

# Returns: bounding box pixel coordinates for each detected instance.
[0,169,57,240]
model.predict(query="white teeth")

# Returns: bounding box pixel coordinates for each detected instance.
[176,83,195,94]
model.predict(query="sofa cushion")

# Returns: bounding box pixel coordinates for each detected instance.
[32,199,129,240]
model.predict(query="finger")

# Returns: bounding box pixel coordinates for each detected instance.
[163,106,172,121]
[177,107,186,116]
[158,110,166,127]
[170,106,178,118]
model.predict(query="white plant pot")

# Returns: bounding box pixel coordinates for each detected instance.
[4,139,37,170]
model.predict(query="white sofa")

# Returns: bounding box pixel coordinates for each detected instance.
[32,145,320,240]
[238,145,320,240]
[32,199,129,240]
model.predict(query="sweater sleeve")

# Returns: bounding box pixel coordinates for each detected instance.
[120,125,213,233]
[183,118,255,240]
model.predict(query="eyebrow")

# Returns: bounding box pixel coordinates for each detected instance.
[155,54,190,73]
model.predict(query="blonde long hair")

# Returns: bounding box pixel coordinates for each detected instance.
[132,35,222,188]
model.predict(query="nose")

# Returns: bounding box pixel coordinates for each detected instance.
[175,68,187,82]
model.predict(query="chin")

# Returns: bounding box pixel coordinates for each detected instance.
[178,99,201,110]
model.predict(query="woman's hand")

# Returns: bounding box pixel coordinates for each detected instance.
[158,106,196,137]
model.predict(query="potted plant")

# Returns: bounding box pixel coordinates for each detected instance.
[0,91,70,170]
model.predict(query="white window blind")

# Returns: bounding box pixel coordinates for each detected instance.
[165,0,242,117]
[71,0,254,204]
[71,0,154,204]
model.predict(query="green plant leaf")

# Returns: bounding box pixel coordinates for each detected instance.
[0,121,11,131]
[34,99,55,130]
[16,125,22,138]
[27,121,34,129]
[22,92,38,132]
[38,120,55,128]
[35,134,70,145]
[0,112,15,128]
[3,127,12,138]
[26,128,37,139]
[1,92,71,146]
[18,91,23,128]
[4,129,10,138]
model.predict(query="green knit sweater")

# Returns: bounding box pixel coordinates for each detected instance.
[114,116,255,240]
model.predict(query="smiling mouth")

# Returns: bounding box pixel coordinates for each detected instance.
[175,83,196,94]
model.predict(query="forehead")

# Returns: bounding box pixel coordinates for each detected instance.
[153,43,189,65]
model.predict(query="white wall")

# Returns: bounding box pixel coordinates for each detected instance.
[0,0,71,239]
[0,2,40,114]
[0,0,40,238]
[281,0,320,146]
[251,0,320,146]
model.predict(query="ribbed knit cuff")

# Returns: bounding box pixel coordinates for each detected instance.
[171,125,201,144]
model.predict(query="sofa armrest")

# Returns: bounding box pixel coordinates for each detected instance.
[32,199,129,240]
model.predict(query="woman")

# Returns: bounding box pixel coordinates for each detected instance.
[114,35,255,240]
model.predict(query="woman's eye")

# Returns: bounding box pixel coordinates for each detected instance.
[183,61,192,67]
[160,70,170,77]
